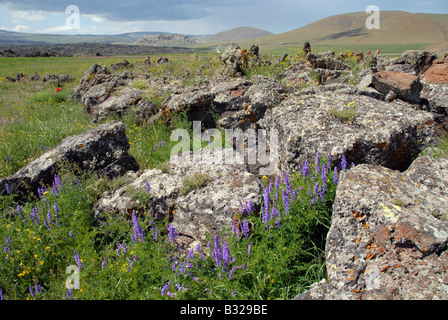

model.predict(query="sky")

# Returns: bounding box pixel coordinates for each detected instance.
[0,0,447,35]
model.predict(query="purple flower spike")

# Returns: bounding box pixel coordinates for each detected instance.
[167,224,178,243]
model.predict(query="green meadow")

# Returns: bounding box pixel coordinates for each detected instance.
[0,51,446,300]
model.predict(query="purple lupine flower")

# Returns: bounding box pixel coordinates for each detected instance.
[319,186,325,204]
[66,289,73,300]
[263,186,270,218]
[212,235,222,268]
[321,165,327,193]
[101,257,107,269]
[167,224,178,243]
[35,284,42,294]
[145,180,151,193]
[232,289,236,298]
[44,218,50,230]
[270,202,279,221]
[341,155,347,171]
[53,203,60,224]
[302,159,310,180]
[242,219,250,238]
[46,210,56,226]
[161,282,170,296]
[327,153,332,169]
[176,283,185,291]
[17,205,26,225]
[229,265,245,280]
[69,230,74,238]
[54,174,63,189]
[126,257,134,272]
[261,206,268,224]
[282,188,290,215]
[0,289,3,300]
[29,286,35,298]
[30,207,40,224]
[333,167,338,185]
[282,171,292,195]
[248,243,252,256]
[4,236,11,253]
[116,242,128,255]
[131,211,145,243]
[73,250,84,271]
[37,186,46,199]
[75,176,82,189]
[5,183,11,195]
[222,242,232,271]
[275,219,281,228]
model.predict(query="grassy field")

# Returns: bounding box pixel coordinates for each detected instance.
[0,51,446,300]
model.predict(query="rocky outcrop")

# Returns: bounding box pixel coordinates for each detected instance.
[260,85,435,174]
[371,70,422,104]
[221,44,245,77]
[420,56,448,131]
[93,149,262,247]
[306,51,350,71]
[0,121,139,198]
[385,50,437,75]
[73,64,139,120]
[295,155,448,300]
[162,75,286,130]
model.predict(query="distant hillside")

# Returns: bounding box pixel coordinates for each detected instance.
[199,26,274,43]
[0,30,183,46]
[134,33,197,47]
[198,11,448,54]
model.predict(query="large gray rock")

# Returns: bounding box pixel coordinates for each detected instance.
[0,121,139,198]
[221,44,244,77]
[306,51,350,71]
[371,70,423,104]
[92,87,142,122]
[386,50,437,75]
[73,64,133,116]
[295,155,448,300]
[162,75,286,130]
[93,149,263,247]
[260,86,435,175]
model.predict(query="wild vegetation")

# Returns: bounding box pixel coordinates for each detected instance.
[0,49,446,300]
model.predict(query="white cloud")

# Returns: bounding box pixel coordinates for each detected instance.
[11,10,45,23]
[87,14,106,23]
[0,24,31,32]
[36,25,73,33]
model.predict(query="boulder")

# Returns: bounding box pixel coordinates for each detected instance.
[260,86,435,175]
[422,57,448,84]
[420,57,448,130]
[72,64,131,115]
[91,87,142,122]
[371,70,422,104]
[0,121,139,198]
[221,44,245,77]
[295,155,448,300]
[162,75,286,130]
[93,149,263,247]
[306,51,350,71]
[386,50,437,75]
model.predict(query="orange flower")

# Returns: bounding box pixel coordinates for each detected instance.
[56,87,61,92]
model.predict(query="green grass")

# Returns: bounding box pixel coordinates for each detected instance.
[1,49,444,300]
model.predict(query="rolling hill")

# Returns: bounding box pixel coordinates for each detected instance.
[197,11,448,55]
[198,26,274,43]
